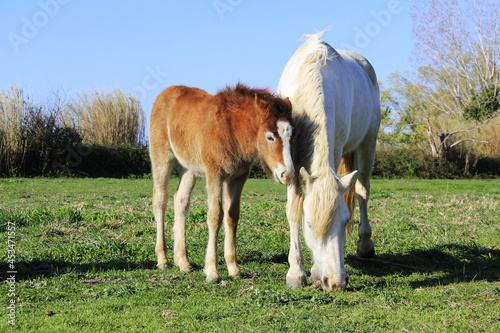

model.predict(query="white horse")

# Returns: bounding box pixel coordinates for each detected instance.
[277,31,381,291]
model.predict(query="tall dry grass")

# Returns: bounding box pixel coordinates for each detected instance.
[63,88,145,146]
[453,117,500,157]
[482,122,500,157]
[0,85,29,174]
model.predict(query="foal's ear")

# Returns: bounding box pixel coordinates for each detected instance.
[300,167,313,192]
[283,97,292,113]
[255,94,271,118]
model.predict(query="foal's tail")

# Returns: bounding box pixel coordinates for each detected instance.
[338,152,357,239]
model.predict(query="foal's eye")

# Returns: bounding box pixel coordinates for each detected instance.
[266,133,276,143]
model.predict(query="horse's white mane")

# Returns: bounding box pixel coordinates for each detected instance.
[285,31,341,238]
[290,30,334,175]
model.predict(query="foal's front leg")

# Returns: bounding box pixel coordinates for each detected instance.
[204,175,224,283]
[223,171,249,278]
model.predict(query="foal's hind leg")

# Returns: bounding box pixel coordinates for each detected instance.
[223,171,249,278]
[204,174,224,283]
[355,139,377,258]
[151,155,176,269]
[173,169,197,272]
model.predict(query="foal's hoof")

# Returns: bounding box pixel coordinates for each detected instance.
[157,264,168,270]
[206,276,220,284]
[180,266,192,273]
[227,266,241,279]
[357,239,375,258]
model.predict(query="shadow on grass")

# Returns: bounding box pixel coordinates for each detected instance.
[3,243,498,289]
[347,243,500,288]
[1,259,159,282]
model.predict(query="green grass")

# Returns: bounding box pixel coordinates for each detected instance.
[1,177,499,332]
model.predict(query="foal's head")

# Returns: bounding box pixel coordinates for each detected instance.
[254,94,295,185]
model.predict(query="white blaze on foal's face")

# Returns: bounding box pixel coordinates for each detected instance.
[272,120,294,184]
[300,167,357,291]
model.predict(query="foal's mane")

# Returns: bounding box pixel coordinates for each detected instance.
[217,82,274,100]
[217,83,290,117]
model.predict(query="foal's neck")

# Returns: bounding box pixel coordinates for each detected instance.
[226,99,262,157]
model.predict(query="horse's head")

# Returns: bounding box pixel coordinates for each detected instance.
[255,95,295,185]
[299,167,357,291]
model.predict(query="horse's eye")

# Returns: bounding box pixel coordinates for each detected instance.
[266,133,276,142]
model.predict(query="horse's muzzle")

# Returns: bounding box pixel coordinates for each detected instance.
[322,275,349,291]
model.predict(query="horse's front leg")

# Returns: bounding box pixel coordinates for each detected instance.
[286,185,307,288]
[204,174,224,283]
[223,171,249,278]
[356,178,374,258]
[355,143,376,258]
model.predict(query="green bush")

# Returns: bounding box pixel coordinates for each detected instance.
[373,144,500,179]
[67,144,151,178]
[1,85,149,178]
[20,107,83,177]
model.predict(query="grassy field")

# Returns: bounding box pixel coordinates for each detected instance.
[1,177,499,332]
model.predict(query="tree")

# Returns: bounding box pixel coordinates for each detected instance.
[389,0,500,157]
[378,80,425,146]
[462,85,500,121]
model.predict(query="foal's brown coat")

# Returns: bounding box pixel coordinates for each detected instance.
[149,83,294,282]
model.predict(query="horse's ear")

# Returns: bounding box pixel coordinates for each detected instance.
[337,170,358,195]
[300,167,313,192]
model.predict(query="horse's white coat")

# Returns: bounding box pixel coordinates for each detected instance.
[278,31,381,290]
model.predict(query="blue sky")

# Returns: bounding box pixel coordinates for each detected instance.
[1,0,414,128]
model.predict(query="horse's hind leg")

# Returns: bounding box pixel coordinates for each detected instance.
[151,152,176,269]
[355,138,377,258]
[173,168,197,272]
[223,170,249,278]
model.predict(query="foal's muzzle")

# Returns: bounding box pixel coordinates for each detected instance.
[275,168,294,185]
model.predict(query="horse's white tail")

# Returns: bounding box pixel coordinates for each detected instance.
[338,152,357,239]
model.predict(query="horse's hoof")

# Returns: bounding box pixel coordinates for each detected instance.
[357,239,375,258]
[157,264,168,270]
[286,276,307,289]
[310,266,320,281]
